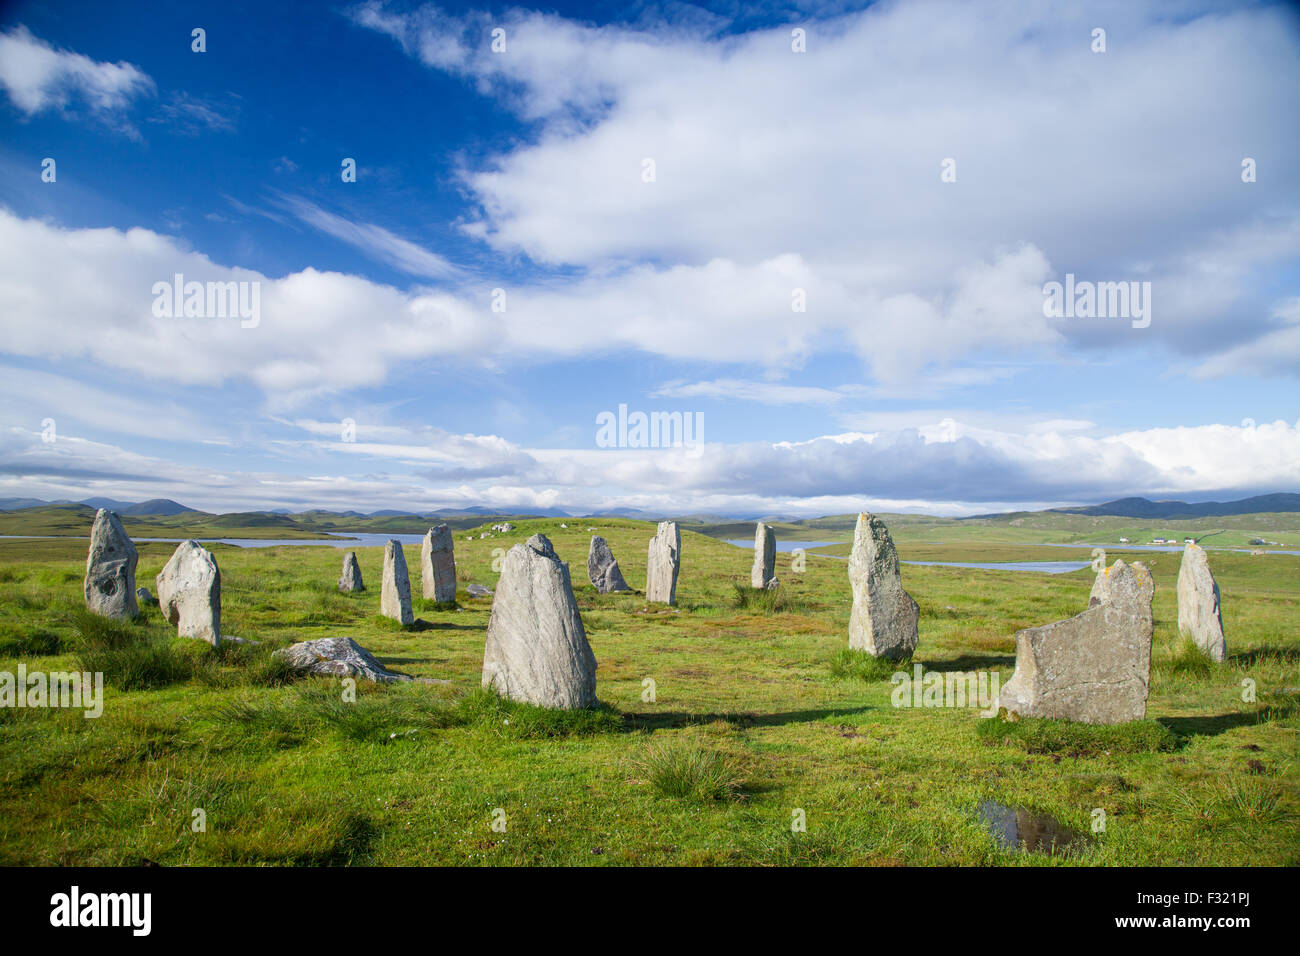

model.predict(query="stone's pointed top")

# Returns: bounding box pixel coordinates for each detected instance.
[527,533,556,557]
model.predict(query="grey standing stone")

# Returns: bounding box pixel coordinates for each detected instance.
[847,513,919,658]
[751,522,778,589]
[420,524,457,602]
[83,509,138,620]
[997,559,1154,724]
[381,539,414,625]
[135,586,154,605]
[646,521,680,605]
[482,534,597,709]
[587,535,630,593]
[338,551,364,592]
[1177,544,1226,662]
[155,540,221,645]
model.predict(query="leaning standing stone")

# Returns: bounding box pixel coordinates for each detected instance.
[381,539,414,625]
[751,522,777,589]
[482,534,597,709]
[587,535,630,593]
[420,524,457,602]
[155,540,221,645]
[997,559,1154,724]
[848,513,919,658]
[84,509,138,619]
[646,521,681,604]
[1177,544,1226,662]
[338,551,364,592]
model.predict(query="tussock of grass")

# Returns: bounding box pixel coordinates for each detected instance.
[730,582,805,614]
[73,609,196,691]
[1155,638,1215,680]
[829,647,910,682]
[977,713,1178,756]
[1211,775,1294,826]
[637,741,745,802]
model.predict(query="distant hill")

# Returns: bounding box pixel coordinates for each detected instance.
[1049,494,1300,520]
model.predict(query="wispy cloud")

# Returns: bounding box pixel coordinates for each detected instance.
[271,193,462,281]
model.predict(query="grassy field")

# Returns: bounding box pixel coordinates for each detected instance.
[0,517,1296,866]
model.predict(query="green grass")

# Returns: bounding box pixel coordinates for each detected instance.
[828,647,910,682]
[0,518,1297,865]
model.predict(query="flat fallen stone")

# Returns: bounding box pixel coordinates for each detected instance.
[1177,544,1227,662]
[338,551,364,592]
[467,583,493,597]
[421,524,457,602]
[381,539,414,625]
[156,540,221,645]
[84,509,138,620]
[646,521,680,605]
[997,559,1154,724]
[848,513,918,659]
[274,636,443,683]
[482,533,597,709]
[587,535,631,593]
[751,522,777,589]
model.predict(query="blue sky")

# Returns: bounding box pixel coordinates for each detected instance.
[1,0,1298,517]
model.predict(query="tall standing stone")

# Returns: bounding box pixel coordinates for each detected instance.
[482,534,597,709]
[155,540,221,645]
[381,539,414,625]
[645,521,680,605]
[1177,544,1226,662]
[84,509,138,620]
[997,559,1154,724]
[338,551,364,592]
[587,535,630,593]
[751,522,777,589]
[848,513,919,658]
[420,524,457,602]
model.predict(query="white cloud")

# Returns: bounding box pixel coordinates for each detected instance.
[0,25,153,119]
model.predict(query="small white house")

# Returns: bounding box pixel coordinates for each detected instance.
[1184,538,1195,545]
[1119,537,1129,544]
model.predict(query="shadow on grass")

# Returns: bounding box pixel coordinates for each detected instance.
[627,705,872,732]
[1229,645,1300,666]
[1157,711,1266,738]
[919,655,1016,672]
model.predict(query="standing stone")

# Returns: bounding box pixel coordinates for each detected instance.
[587,535,630,593]
[1177,544,1226,662]
[420,524,457,602]
[482,534,597,709]
[338,551,364,592]
[84,509,138,619]
[997,559,1154,724]
[848,513,919,658]
[645,521,681,605]
[381,539,414,626]
[155,540,221,645]
[751,522,778,589]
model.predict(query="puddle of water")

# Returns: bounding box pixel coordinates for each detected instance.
[978,801,1088,856]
